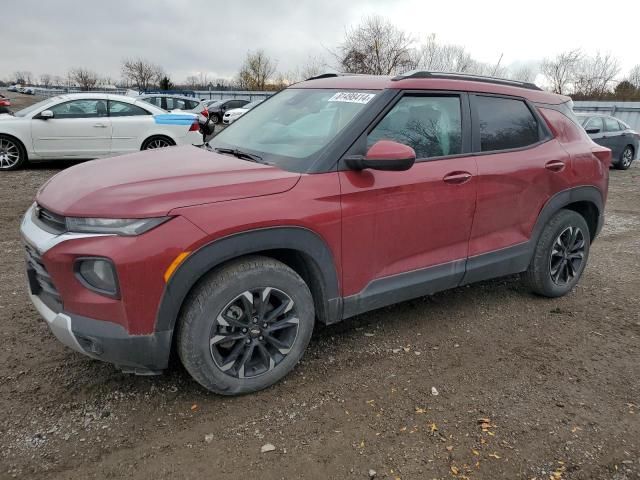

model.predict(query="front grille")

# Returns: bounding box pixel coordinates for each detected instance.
[33,205,66,234]
[25,243,62,313]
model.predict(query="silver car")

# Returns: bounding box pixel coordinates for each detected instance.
[577,113,639,170]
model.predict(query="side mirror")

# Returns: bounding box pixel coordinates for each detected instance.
[38,110,54,119]
[345,140,416,171]
[586,127,600,134]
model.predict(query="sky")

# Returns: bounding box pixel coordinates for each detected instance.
[1,0,639,84]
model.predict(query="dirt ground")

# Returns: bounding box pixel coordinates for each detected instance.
[1,94,639,479]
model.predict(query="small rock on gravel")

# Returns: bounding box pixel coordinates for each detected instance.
[261,443,276,453]
[368,469,377,478]
[431,386,439,396]
[204,433,214,444]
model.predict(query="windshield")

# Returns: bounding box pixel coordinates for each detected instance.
[14,97,57,117]
[209,88,377,172]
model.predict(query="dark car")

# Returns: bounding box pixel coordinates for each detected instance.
[203,98,250,124]
[577,113,639,170]
[22,72,610,395]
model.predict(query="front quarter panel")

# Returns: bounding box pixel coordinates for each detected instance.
[0,117,35,155]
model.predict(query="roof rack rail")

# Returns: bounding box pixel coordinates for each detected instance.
[306,72,367,81]
[391,71,542,91]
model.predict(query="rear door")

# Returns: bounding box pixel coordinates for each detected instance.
[466,94,572,279]
[108,100,155,154]
[339,92,477,299]
[31,98,111,158]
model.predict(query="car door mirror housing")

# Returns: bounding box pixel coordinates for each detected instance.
[38,110,54,119]
[345,140,416,171]
[586,127,600,134]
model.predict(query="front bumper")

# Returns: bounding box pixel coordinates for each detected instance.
[19,204,198,374]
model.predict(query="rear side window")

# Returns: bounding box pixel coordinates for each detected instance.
[368,95,462,159]
[476,96,539,152]
[109,101,151,117]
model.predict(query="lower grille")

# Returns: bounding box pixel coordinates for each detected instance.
[25,243,62,313]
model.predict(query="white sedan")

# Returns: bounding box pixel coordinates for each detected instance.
[0,93,202,170]
[222,99,264,125]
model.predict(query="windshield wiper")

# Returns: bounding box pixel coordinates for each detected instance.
[214,147,263,163]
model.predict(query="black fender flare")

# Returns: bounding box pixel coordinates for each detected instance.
[531,185,604,244]
[154,226,341,333]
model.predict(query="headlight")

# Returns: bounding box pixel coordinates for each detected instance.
[65,217,170,236]
[75,258,119,296]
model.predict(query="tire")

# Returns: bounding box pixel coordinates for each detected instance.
[0,135,27,170]
[615,145,634,170]
[177,256,315,395]
[524,209,591,298]
[210,114,221,125]
[141,136,175,150]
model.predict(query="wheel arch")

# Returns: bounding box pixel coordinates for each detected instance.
[140,134,176,150]
[0,132,29,160]
[532,186,604,244]
[155,227,342,336]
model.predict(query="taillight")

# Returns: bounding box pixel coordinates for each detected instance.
[189,120,200,132]
[592,148,612,167]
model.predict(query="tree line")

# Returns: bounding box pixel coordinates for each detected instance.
[3,15,639,99]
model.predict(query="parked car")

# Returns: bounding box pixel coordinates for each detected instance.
[17,87,26,94]
[576,113,638,170]
[0,93,201,170]
[8,84,20,92]
[21,72,610,395]
[222,99,264,125]
[137,94,202,112]
[203,98,250,124]
[0,94,10,107]
[23,87,35,95]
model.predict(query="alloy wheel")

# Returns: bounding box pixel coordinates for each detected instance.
[549,226,586,286]
[209,287,300,379]
[145,138,171,149]
[0,138,20,169]
[622,147,633,168]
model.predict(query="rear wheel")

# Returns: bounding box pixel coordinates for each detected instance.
[524,209,590,297]
[0,135,27,170]
[616,145,634,170]
[141,136,175,150]
[177,256,315,395]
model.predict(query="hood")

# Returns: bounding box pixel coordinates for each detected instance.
[36,145,300,218]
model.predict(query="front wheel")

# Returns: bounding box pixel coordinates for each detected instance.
[524,209,591,297]
[177,256,315,395]
[0,135,27,170]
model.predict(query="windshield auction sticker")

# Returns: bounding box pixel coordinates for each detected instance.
[328,92,376,104]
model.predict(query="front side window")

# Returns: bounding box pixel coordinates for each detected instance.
[603,117,621,132]
[209,88,377,172]
[368,95,462,159]
[49,99,107,119]
[584,117,603,131]
[109,101,150,117]
[476,96,539,151]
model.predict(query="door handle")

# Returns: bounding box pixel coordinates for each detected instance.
[545,160,565,172]
[93,123,107,128]
[443,171,472,184]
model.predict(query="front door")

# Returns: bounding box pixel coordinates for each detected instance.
[31,98,111,158]
[339,93,477,305]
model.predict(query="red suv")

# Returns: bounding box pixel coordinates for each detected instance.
[21,72,610,395]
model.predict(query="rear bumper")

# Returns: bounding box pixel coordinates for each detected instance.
[28,290,171,373]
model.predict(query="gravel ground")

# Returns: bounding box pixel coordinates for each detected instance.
[0,100,639,479]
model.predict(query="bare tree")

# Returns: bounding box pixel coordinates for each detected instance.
[414,34,474,73]
[541,49,582,95]
[69,68,98,91]
[627,64,640,89]
[573,52,620,97]
[39,74,52,88]
[237,50,277,90]
[13,71,33,85]
[121,58,163,91]
[338,15,413,75]
[508,64,538,83]
[185,75,199,89]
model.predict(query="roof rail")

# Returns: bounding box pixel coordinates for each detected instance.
[306,72,366,81]
[391,71,542,91]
